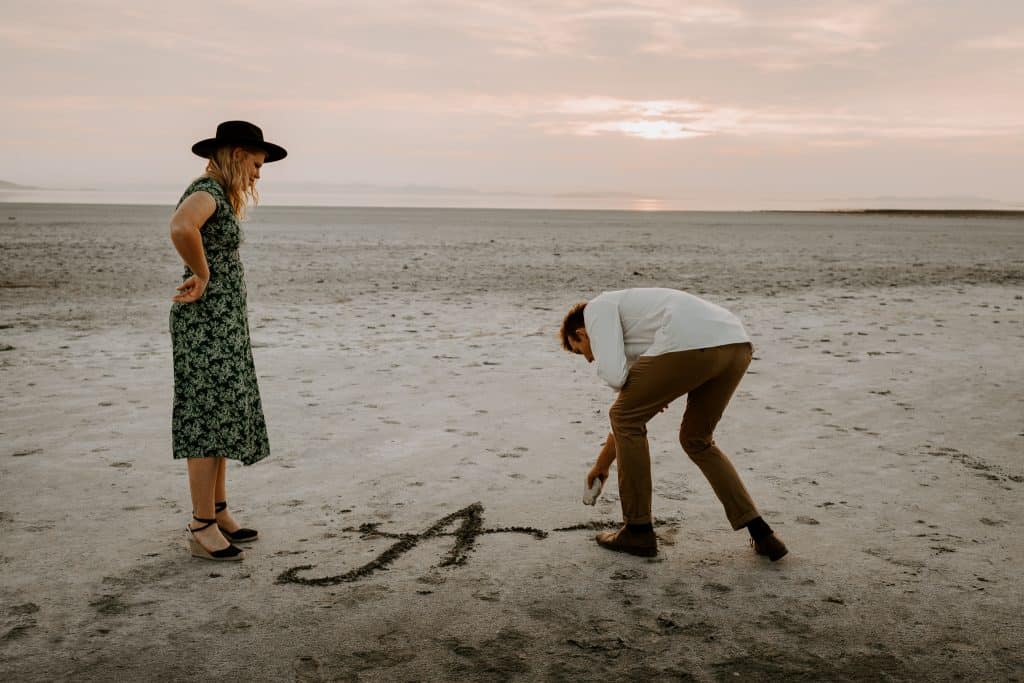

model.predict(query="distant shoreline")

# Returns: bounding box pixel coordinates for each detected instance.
[763,209,1024,218]
[1,201,1023,217]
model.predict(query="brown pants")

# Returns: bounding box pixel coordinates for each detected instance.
[609,342,759,528]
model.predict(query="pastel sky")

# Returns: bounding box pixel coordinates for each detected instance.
[2,0,1023,208]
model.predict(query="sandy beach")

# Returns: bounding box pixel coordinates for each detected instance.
[1,204,1022,681]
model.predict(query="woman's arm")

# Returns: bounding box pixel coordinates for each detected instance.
[169,191,216,303]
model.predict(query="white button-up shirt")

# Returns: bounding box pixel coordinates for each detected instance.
[583,288,750,390]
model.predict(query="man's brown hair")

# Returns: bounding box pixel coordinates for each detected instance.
[559,301,588,351]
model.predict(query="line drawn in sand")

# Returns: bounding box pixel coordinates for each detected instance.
[277,502,643,587]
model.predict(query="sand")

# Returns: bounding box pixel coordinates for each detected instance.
[1,204,1022,681]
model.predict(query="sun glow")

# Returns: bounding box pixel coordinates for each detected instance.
[582,120,707,140]
[630,198,666,211]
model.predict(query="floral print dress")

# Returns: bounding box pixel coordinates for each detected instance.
[169,177,270,464]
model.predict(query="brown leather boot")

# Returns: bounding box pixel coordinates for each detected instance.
[595,525,658,557]
[752,533,788,561]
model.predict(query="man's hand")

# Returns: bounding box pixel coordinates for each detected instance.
[173,274,209,303]
[583,466,607,505]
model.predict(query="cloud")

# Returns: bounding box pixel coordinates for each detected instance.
[577,120,708,140]
[963,31,1024,51]
[0,21,107,51]
[346,1,884,67]
[641,4,887,68]
[442,1,750,58]
[8,88,1017,146]
[555,97,706,117]
[547,96,1023,141]
[549,97,728,139]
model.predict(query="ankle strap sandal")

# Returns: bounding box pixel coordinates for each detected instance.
[187,516,244,561]
[215,501,259,543]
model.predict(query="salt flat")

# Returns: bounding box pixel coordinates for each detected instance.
[1,204,1022,681]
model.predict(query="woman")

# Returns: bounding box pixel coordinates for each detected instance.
[169,121,287,560]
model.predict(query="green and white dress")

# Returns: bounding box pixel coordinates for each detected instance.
[169,177,270,465]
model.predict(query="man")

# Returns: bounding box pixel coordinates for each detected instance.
[560,288,786,561]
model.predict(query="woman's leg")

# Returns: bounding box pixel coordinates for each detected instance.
[213,457,243,533]
[187,456,231,551]
[214,456,228,504]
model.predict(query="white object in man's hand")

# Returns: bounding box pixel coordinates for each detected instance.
[583,474,605,505]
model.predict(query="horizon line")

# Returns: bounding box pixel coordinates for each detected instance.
[1,199,1022,217]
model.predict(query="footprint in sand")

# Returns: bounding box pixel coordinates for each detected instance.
[611,568,646,581]
[703,582,732,593]
[293,656,323,682]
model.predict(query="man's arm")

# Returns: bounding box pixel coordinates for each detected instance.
[585,296,629,389]
[587,432,616,486]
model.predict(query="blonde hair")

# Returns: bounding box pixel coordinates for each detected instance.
[204,146,260,219]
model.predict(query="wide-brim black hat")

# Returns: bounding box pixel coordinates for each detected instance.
[192,120,287,163]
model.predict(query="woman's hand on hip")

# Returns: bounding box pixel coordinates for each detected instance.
[172,275,209,303]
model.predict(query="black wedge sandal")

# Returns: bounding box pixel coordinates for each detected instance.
[215,501,259,543]
[187,516,245,561]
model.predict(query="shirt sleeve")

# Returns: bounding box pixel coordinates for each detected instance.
[585,297,629,390]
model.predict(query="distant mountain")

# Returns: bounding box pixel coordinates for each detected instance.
[268,182,662,202]
[0,180,39,190]
[272,181,490,196]
[553,190,661,200]
[822,195,1023,210]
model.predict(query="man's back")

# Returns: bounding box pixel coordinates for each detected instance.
[585,288,750,388]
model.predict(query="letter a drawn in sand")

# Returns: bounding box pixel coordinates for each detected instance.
[276,502,547,586]
[276,503,630,587]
